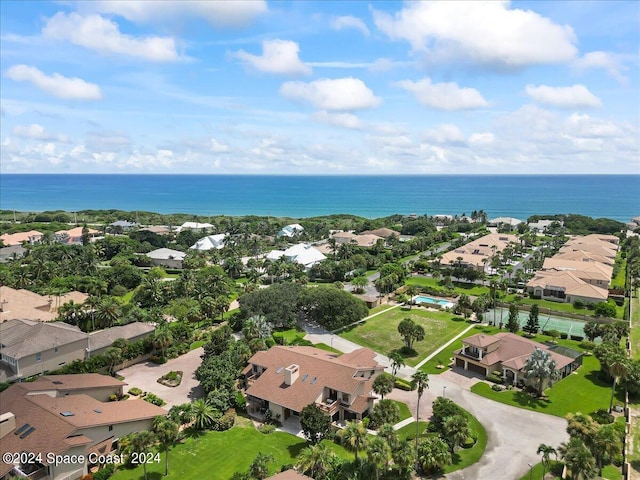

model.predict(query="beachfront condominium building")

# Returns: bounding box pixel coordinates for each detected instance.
[439,233,520,273]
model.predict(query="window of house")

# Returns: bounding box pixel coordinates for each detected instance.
[109,425,113,431]
[35,352,42,362]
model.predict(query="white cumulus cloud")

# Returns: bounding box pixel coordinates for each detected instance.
[395,77,488,110]
[79,0,267,28]
[233,40,311,76]
[573,51,629,85]
[469,132,495,145]
[12,123,68,142]
[331,16,370,36]
[373,1,577,68]
[424,124,466,144]
[5,65,102,100]
[312,111,361,129]
[280,77,381,111]
[42,12,179,62]
[525,84,602,109]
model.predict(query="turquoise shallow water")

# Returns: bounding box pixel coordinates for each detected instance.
[0,174,638,221]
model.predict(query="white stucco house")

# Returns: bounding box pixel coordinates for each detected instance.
[278,224,304,237]
[266,243,326,269]
[190,234,226,251]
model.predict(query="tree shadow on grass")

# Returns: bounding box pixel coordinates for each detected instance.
[512,391,550,410]
[390,347,418,360]
[287,441,308,458]
[183,426,206,439]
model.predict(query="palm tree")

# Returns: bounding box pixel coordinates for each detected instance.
[103,346,122,376]
[153,330,173,359]
[524,348,558,397]
[192,399,216,430]
[559,437,597,480]
[296,443,337,480]
[129,430,156,480]
[249,452,274,480]
[367,436,391,480]
[608,355,628,413]
[340,420,368,462]
[95,297,122,328]
[593,424,623,474]
[372,373,394,400]
[153,417,180,476]
[417,436,451,474]
[442,414,470,453]
[411,371,429,461]
[537,443,557,479]
[389,352,405,381]
[392,441,415,478]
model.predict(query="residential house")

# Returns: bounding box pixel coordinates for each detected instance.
[526,270,609,304]
[278,224,304,237]
[627,216,640,232]
[0,244,25,263]
[139,225,172,236]
[0,319,89,382]
[0,374,166,480]
[55,227,100,245]
[88,322,155,357]
[108,220,138,232]
[439,233,519,272]
[145,248,186,269]
[243,346,384,425]
[0,230,44,246]
[0,286,87,323]
[552,250,614,267]
[332,232,384,247]
[541,258,612,288]
[266,244,326,269]
[528,219,563,233]
[488,217,523,230]
[360,227,399,239]
[190,233,227,251]
[176,221,214,233]
[454,332,580,386]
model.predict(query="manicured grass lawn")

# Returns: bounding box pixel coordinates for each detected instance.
[111,423,308,480]
[273,328,306,344]
[470,355,622,417]
[602,464,623,480]
[610,256,626,288]
[406,276,490,296]
[420,324,501,374]
[368,304,396,315]
[396,421,429,441]
[339,307,470,366]
[189,340,204,350]
[390,400,412,421]
[116,289,135,304]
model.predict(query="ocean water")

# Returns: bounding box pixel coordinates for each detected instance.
[0,174,638,222]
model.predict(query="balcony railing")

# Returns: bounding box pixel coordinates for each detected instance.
[461,349,481,360]
[317,399,339,415]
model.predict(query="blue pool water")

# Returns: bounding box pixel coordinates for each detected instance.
[414,295,452,306]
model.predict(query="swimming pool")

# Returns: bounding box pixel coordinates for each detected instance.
[413,295,455,309]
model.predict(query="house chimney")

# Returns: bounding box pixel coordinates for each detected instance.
[284,364,299,386]
[0,412,16,439]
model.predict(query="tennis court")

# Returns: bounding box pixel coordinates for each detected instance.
[485,308,586,337]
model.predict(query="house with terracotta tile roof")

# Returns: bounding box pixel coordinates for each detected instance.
[332,231,384,247]
[0,230,44,246]
[242,346,384,425]
[453,332,581,386]
[439,233,520,272]
[0,374,166,480]
[526,270,609,304]
[268,470,313,480]
[55,227,100,245]
[360,227,399,239]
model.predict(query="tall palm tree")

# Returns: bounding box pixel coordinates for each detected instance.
[417,436,451,474]
[593,424,623,474]
[95,297,122,328]
[411,371,429,461]
[153,417,180,476]
[392,440,415,478]
[153,330,173,359]
[367,436,392,480]
[536,443,557,479]
[129,430,156,480]
[389,352,405,381]
[559,437,597,480]
[249,452,274,480]
[340,420,368,462]
[608,355,628,413]
[443,415,470,453]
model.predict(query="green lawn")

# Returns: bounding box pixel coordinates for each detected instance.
[406,276,490,296]
[339,307,470,366]
[443,408,488,474]
[368,304,396,315]
[517,461,562,480]
[470,355,622,417]
[610,256,626,288]
[390,400,412,421]
[273,328,306,344]
[396,421,429,441]
[116,289,135,304]
[189,340,204,350]
[314,343,342,354]
[111,423,307,480]
[503,295,625,319]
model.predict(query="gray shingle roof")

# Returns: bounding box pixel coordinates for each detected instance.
[89,322,155,352]
[0,319,87,359]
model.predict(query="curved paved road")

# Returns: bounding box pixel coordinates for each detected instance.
[304,327,568,480]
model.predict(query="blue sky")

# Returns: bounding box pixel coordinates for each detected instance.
[1,0,638,174]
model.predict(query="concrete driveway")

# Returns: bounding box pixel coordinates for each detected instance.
[303,328,569,480]
[117,347,204,409]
